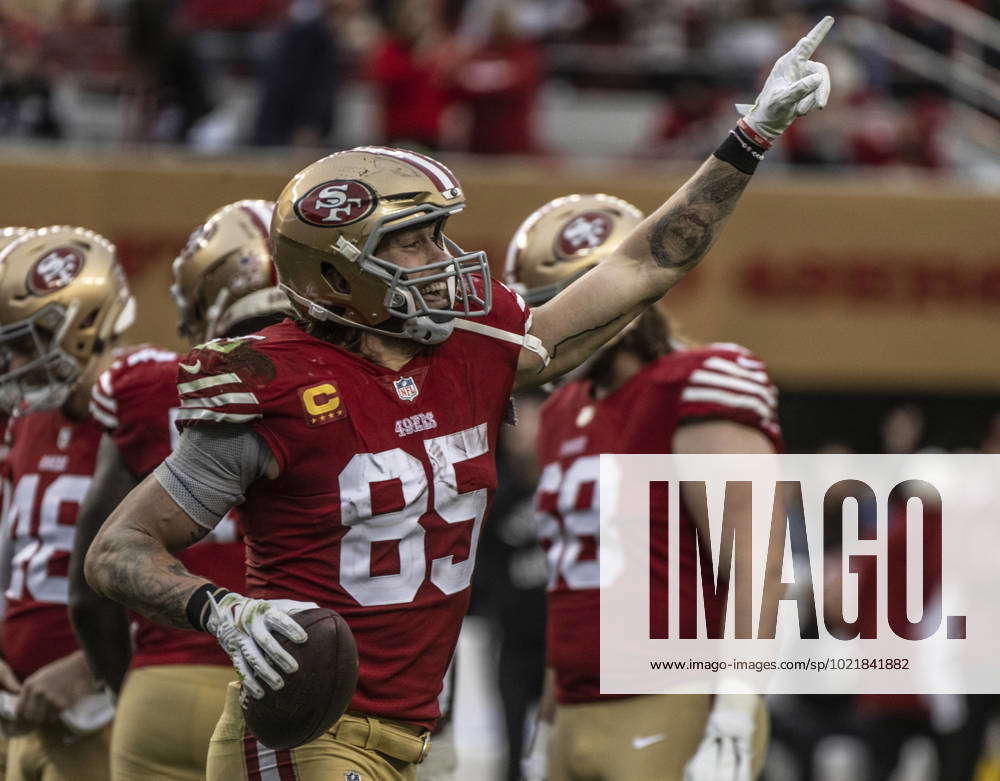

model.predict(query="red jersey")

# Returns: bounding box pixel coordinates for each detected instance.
[90,346,246,669]
[1,411,101,680]
[535,344,782,704]
[1,414,10,596]
[174,279,530,727]
[367,37,450,147]
[451,40,541,154]
[0,415,9,462]
[0,414,10,497]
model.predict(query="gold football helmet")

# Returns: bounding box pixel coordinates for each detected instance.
[0,226,135,413]
[0,227,29,254]
[505,193,644,306]
[271,146,491,345]
[172,200,291,343]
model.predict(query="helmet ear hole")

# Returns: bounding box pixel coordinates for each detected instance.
[321,263,351,295]
[79,308,100,329]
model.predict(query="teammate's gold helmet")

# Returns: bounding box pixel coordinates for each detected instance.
[0,226,135,413]
[505,193,644,306]
[0,227,29,254]
[172,200,291,343]
[271,146,491,345]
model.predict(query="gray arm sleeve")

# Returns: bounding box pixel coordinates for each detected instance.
[153,424,273,529]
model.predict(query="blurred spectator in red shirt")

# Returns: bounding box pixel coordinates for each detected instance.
[846,90,947,170]
[181,0,285,30]
[0,21,62,139]
[450,0,541,155]
[643,75,732,161]
[895,93,948,169]
[366,0,452,150]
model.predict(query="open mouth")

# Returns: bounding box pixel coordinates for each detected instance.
[419,281,450,308]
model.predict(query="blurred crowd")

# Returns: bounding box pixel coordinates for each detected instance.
[0,0,996,169]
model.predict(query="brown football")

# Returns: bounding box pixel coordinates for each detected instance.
[242,608,358,750]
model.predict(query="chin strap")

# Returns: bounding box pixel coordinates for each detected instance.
[452,319,550,367]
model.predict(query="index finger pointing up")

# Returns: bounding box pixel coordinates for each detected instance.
[794,15,834,59]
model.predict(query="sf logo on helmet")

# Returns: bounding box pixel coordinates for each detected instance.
[27,246,84,295]
[558,212,613,256]
[295,179,378,228]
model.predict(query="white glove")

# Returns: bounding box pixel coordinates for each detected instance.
[207,592,318,700]
[736,16,834,142]
[521,719,552,781]
[684,694,758,781]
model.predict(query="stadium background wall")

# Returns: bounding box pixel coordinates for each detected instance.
[3,149,998,392]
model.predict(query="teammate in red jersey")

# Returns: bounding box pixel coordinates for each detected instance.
[0,226,30,779]
[86,23,832,781]
[507,194,781,781]
[67,200,291,781]
[0,225,135,781]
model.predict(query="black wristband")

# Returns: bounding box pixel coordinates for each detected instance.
[185,584,231,632]
[713,124,768,175]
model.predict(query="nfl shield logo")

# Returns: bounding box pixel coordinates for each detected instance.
[345,772,362,781]
[393,376,419,402]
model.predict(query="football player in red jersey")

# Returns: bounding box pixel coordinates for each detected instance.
[508,194,779,781]
[0,225,136,781]
[0,226,30,779]
[86,21,832,781]
[67,200,291,781]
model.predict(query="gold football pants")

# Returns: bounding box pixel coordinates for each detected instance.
[548,694,769,781]
[4,724,111,781]
[207,682,436,781]
[112,664,235,781]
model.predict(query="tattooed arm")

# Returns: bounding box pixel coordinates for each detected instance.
[514,17,834,389]
[515,157,749,389]
[85,428,314,699]
[86,424,275,629]
[84,472,213,629]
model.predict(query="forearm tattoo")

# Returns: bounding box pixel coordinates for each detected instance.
[542,312,630,372]
[648,159,751,269]
[96,526,211,629]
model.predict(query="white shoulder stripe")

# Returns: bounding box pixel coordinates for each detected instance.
[125,347,177,366]
[176,408,260,424]
[178,373,243,395]
[736,355,764,369]
[98,370,113,397]
[702,356,770,384]
[91,386,117,412]
[709,342,748,353]
[180,392,259,409]
[89,402,119,430]
[688,369,776,407]
[680,387,773,421]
